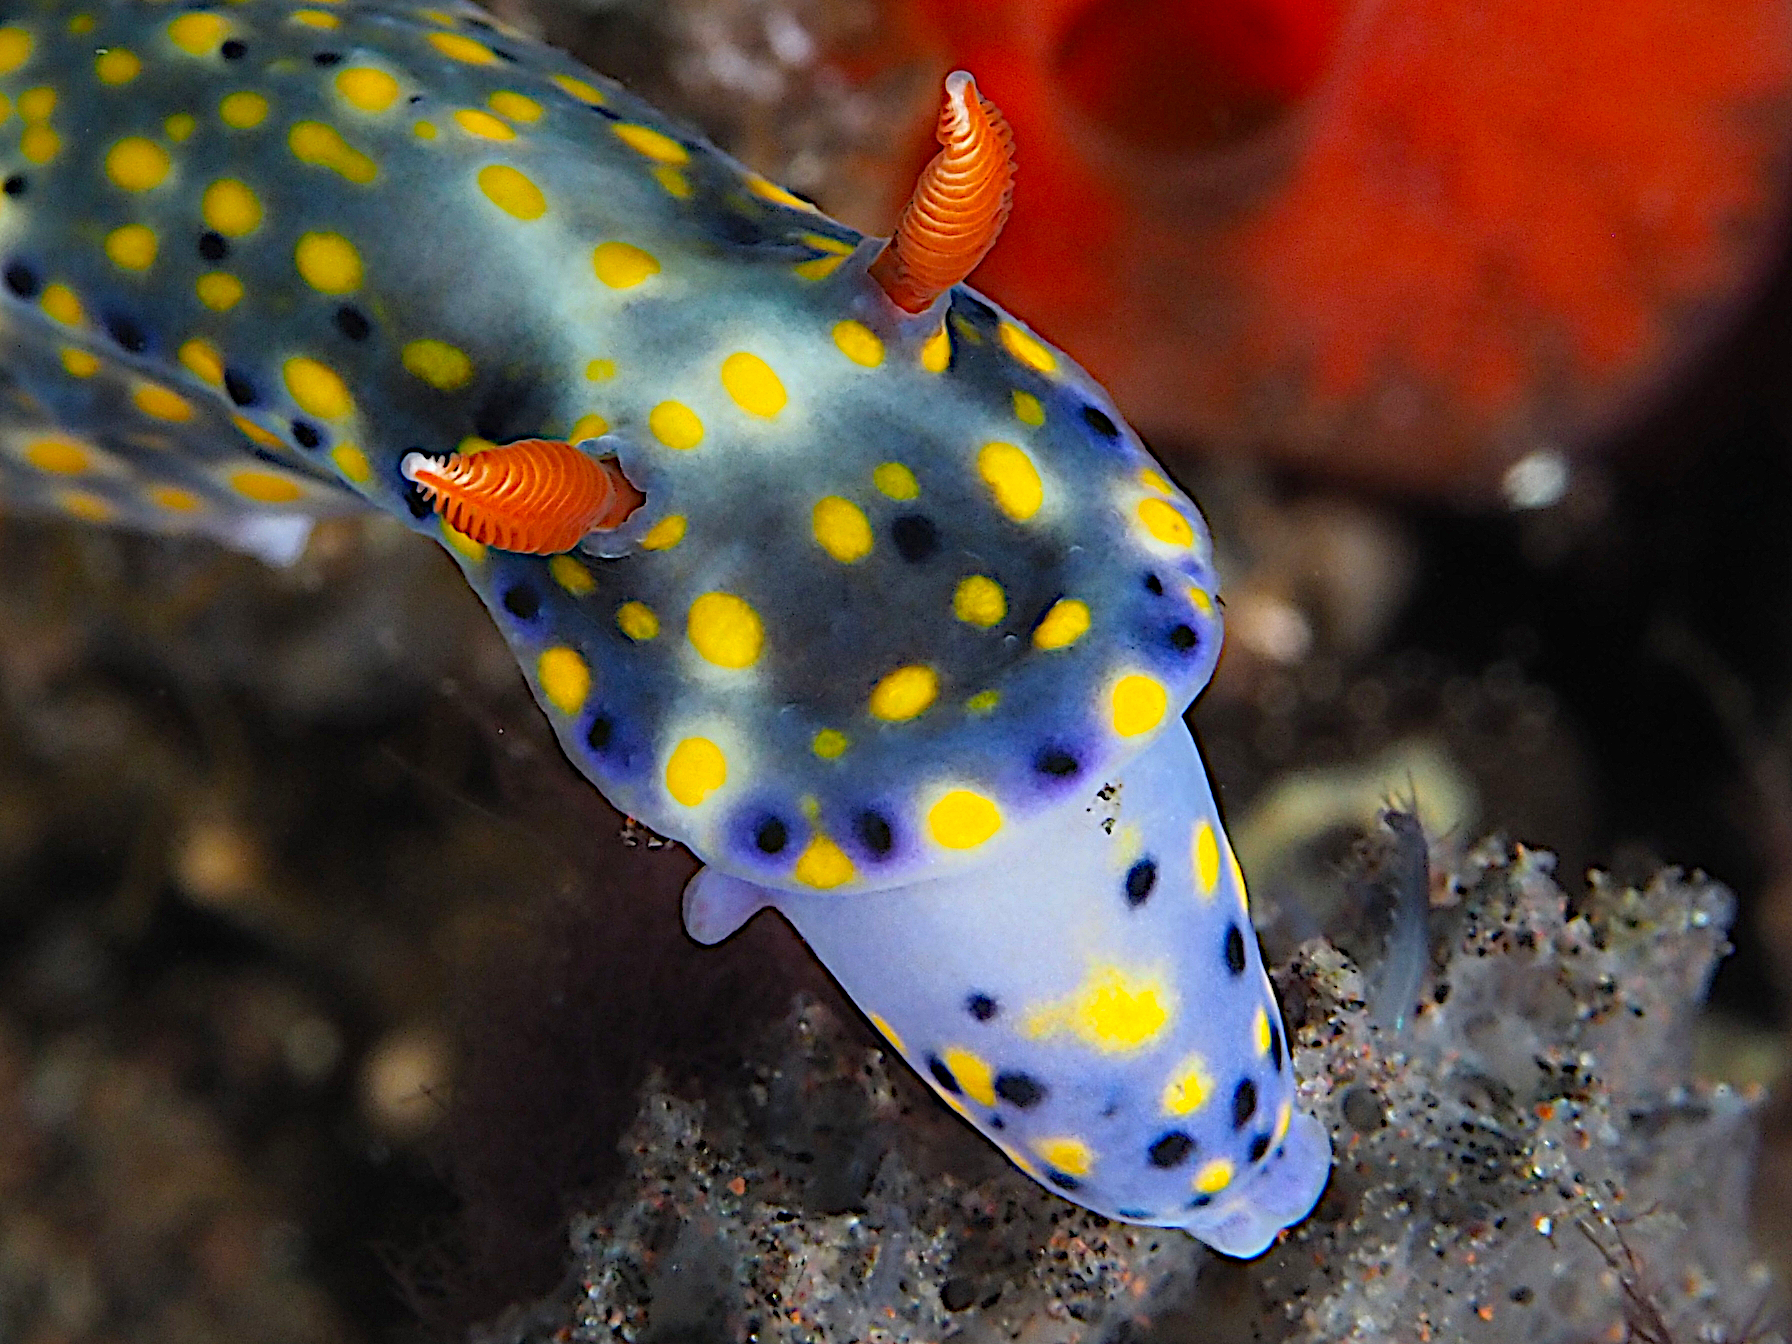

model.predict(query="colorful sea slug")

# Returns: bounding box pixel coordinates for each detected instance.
[0,0,1328,1253]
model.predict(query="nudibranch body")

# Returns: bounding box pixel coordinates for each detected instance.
[0,0,1327,1250]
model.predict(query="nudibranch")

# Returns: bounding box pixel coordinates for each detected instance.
[0,0,1327,1252]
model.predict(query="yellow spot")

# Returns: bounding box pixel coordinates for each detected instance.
[103,224,157,272]
[412,121,436,140]
[1273,1100,1292,1146]
[477,163,545,219]
[133,384,192,422]
[1160,1053,1213,1116]
[40,284,81,326]
[68,15,95,36]
[641,514,686,550]
[686,592,763,669]
[999,321,1056,372]
[219,89,269,126]
[16,86,51,122]
[442,522,485,563]
[550,73,605,105]
[25,437,89,474]
[1228,839,1248,908]
[19,124,57,164]
[928,790,1001,850]
[1192,820,1220,899]
[1138,497,1194,548]
[233,415,283,449]
[1033,1137,1093,1177]
[953,575,1005,627]
[150,485,201,512]
[202,178,262,236]
[1025,965,1173,1054]
[0,27,31,75]
[335,67,397,113]
[719,351,785,418]
[1253,1007,1272,1057]
[666,736,726,806]
[792,252,846,280]
[965,689,1001,713]
[873,462,918,500]
[651,164,690,199]
[291,9,339,29]
[1190,586,1214,617]
[1012,390,1044,425]
[428,30,495,64]
[868,1014,905,1056]
[1033,598,1090,650]
[1111,674,1167,737]
[105,136,168,191]
[592,240,659,289]
[331,442,371,483]
[616,600,658,641]
[294,231,361,293]
[60,348,99,378]
[549,554,595,595]
[793,835,855,889]
[942,1048,996,1106]
[402,339,473,392]
[229,468,304,503]
[59,491,111,522]
[537,647,590,714]
[1194,1159,1234,1195]
[613,121,686,164]
[977,442,1043,522]
[811,496,871,563]
[920,325,950,373]
[196,272,243,310]
[488,90,541,122]
[164,113,195,143]
[569,413,608,441]
[831,320,883,368]
[178,338,223,385]
[745,173,814,209]
[168,12,228,53]
[811,729,848,760]
[1139,468,1172,494]
[648,400,702,450]
[869,665,937,722]
[283,357,353,419]
[585,358,616,382]
[289,121,377,183]
[452,107,513,140]
[95,47,140,84]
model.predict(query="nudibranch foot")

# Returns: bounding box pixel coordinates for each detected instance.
[400,440,644,555]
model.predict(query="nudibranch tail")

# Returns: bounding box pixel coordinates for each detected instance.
[870,71,1017,313]
[400,440,643,555]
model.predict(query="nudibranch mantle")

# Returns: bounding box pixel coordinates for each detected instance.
[0,0,1327,1249]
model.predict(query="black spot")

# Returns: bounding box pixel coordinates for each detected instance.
[890,514,939,563]
[334,305,371,341]
[106,314,146,353]
[716,214,765,246]
[223,370,255,406]
[1124,858,1157,907]
[1224,924,1247,976]
[1116,1207,1153,1220]
[2,174,25,196]
[465,16,496,29]
[1081,405,1119,438]
[590,104,619,121]
[291,421,322,449]
[965,993,996,1021]
[1268,1020,1284,1071]
[312,50,341,65]
[1035,748,1079,779]
[502,584,539,619]
[403,480,433,519]
[490,46,518,62]
[220,38,246,58]
[1143,572,1164,595]
[1187,1194,1212,1209]
[586,715,613,752]
[1169,624,1198,653]
[1046,1171,1080,1192]
[3,261,38,298]
[854,810,893,856]
[197,231,229,261]
[1147,1130,1194,1168]
[1248,1133,1271,1163]
[927,1054,961,1095]
[1232,1079,1257,1130]
[993,1071,1045,1108]
[754,818,787,855]
[988,1114,1004,1130]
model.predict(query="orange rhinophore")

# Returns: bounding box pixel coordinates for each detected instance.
[870,70,1017,313]
[400,438,643,555]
